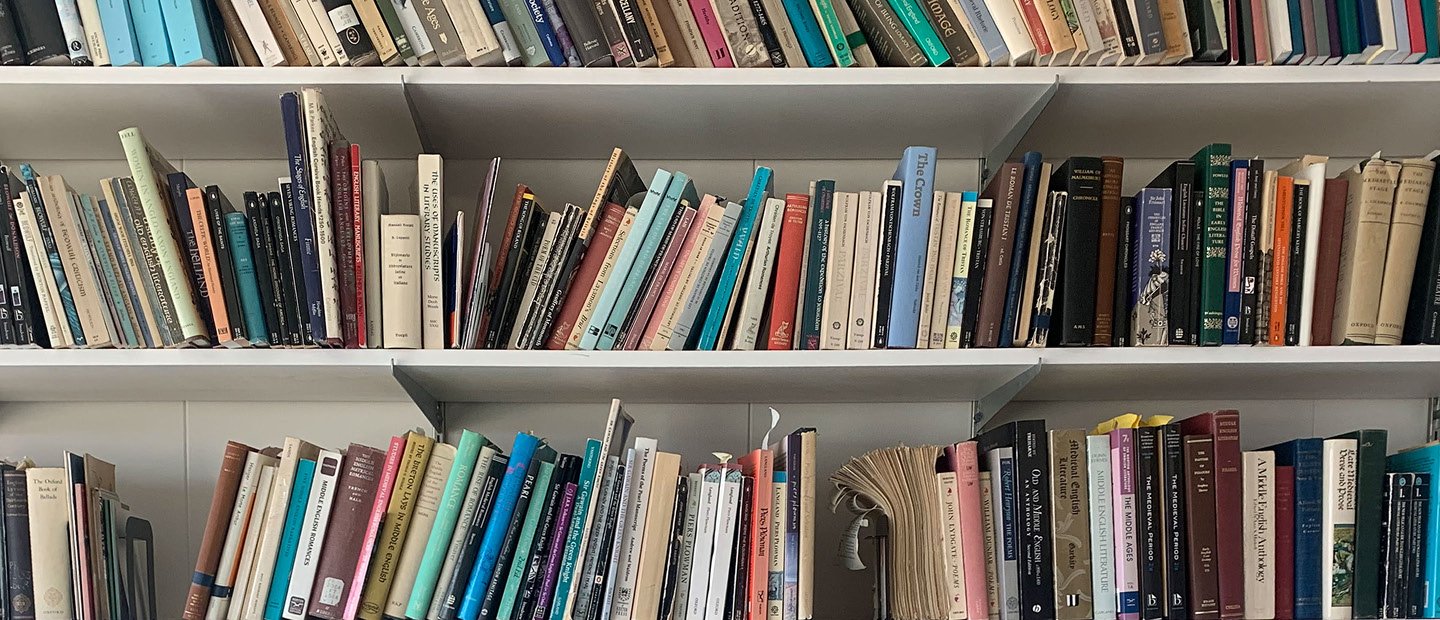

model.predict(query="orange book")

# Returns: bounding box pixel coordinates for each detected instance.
[187,187,232,345]
[737,449,774,620]
[1267,177,1294,346]
[766,196,809,349]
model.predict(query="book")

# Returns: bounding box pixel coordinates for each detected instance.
[1191,144,1232,346]
[1132,188,1171,346]
[1047,429,1093,620]
[975,163,1022,348]
[1050,157,1105,347]
[1243,451,1276,619]
[1276,154,1329,345]
[281,449,341,620]
[886,147,938,349]
[380,214,421,348]
[1335,429,1387,619]
[185,441,252,619]
[1270,438,1323,620]
[978,421,1054,620]
[801,180,834,350]
[1321,438,1358,619]
[458,432,542,620]
[1374,158,1434,344]
[1086,435,1116,620]
[305,445,383,620]
[27,467,74,620]
[1001,152,1044,348]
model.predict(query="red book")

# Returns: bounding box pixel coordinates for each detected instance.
[949,442,990,619]
[546,202,627,349]
[308,443,385,620]
[1180,410,1244,619]
[1015,0,1052,55]
[350,143,365,349]
[1274,464,1295,620]
[1309,177,1349,345]
[737,450,774,620]
[1405,0,1427,58]
[640,202,712,350]
[330,141,358,348]
[624,206,697,350]
[1268,177,1294,346]
[343,436,405,619]
[766,196,809,349]
[182,441,253,620]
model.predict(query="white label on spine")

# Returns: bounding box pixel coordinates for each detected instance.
[328,5,362,32]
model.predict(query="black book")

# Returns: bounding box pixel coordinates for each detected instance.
[615,202,686,348]
[278,184,311,346]
[584,462,628,620]
[166,172,217,344]
[848,0,927,65]
[1161,423,1189,619]
[0,168,20,346]
[609,0,655,65]
[0,0,24,65]
[1110,0,1140,56]
[1383,473,1410,619]
[746,0,788,66]
[553,0,613,65]
[244,192,282,346]
[1113,196,1136,347]
[1184,0,1227,60]
[516,455,574,620]
[478,453,546,619]
[591,0,633,66]
[1239,159,1263,344]
[726,475,754,620]
[3,467,33,620]
[205,186,248,344]
[1049,157,1105,347]
[1407,473,1431,619]
[915,0,977,64]
[976,420,1054,620]
[657,475,689,620]
[533,233,587,350]
[21,171,84,346]
[0,168,34,346]
[872,182,903,349]
[1284,182,1310,345]
[266,191,302,346]
[319,0,379,64]
[1404,151,1440,344]
[10,0,64,64]
[530,459,581,620]
[1136,425,1165,619]
[486,194,538,349]
[1149,161,1197,345]
[439,453,508,619]
[961,198,994,348]
[498,208,547,347]
[196,0,235,65]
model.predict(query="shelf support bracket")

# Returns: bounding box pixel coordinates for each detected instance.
[972,361,1042,434]
[399,73,436,154]
[982,76,1059,185]
[392,361,444,438]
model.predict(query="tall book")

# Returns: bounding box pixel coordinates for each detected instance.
[1335,430,1387,619]
[1275,154,1329,345]
[1191,143,1232,346]
[1050,157,1105,347]
[1374,158,1434,345]
[305,445,384,620]
[1269,438,1324,620]
[977,420,1054,620]
[1321,439,1358,619]
[885,147,938,348]
[1047,429,1093,620]
[1243,451,1276,619]
[184,441,253,619]
[1180,410,1243,619]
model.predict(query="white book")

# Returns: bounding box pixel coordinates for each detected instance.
[381,214,422,348]
[508,211,560,349]
[601,449,639,619]
[1276,155,1329,345]
[289,0,339,64]
[946,195,979,349]
[442,0,503,65]
[388,0,438,62]
[239,438,321,620]
[611,437,659,620]
[847,190,881,350]
[282,449,342,620]
[734,197,785,350]
[1369,0,1400,62]
[28,467,75,620]
[307,0,351,63]
[1086,435,1117,620]
[236,0,287,65]
[928,192,961,349]
[937,471,966,620]
[227,463,276,620]
[301,89,345,343]
[822,191,858,350]
[417,154,445,349]
[1265,0,1293,61]
[1087,0,1124,63]
[73,0,108,64]
[362,161,386,347]
[1322,439,1358,619]
[13,193,70,348]
[703,466,742,620]
[978,471,1000,617]
[987,0,1037,64]
[1243,451,1276,620]
[1069,0,1105,64]
[206,450,269,620]
[53,0,91,63]
[685,467,722,620]
[427,445,497,619]
[916,190,945,349]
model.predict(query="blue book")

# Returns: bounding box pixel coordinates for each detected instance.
[279,92,326,345]
[1387,443,1440,617]
[523,0,566,65]
[696,167,773,350]
[157,0,217,64]
[597,172,691,350]
[1222,159,1247,345]
[126,0,172,64]
[997,151,1042,349]
[1271,438,1323,620]
[78,196,138,346]
[1131,189,1171,346]
[1287,0,1306,58]
[1356,0,1382,58]
[886,146,938,349]
[98,0,141,65]
[458,432,542,620]
[954,0,1006,63]
[581,169,673,350]
[548,438,603,620]
[18,165,85,346]
[777,0,833,66]
[264,458,316,620]
[98,196,155,347]
[224,212,269,344]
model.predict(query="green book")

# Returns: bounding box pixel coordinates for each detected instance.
[370,0,415,62]
[1190,143,1232,346]
[496,460,557,620]
[800,180,833,350]
[548,438,603,620]
[1336,0,1359,58]
[495,0,550,66]
[1424,3,1440,61]
[1335,429,1388,619]
[810,0,858,66]
[405,430,487,618]
[881,0,950,66]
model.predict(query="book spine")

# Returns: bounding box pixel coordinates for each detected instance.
[1243,451,1276,619]
[811,0,858,63]
[327,146,357,346]
[0,0,27,63]
[961,198,994,347]
[458,434,541,619]
[1132,189,1171,345]
[1276,465,1295,620]
[1193,144,1233,345]
[800,181,832,349]
[611,0,656,64]
[1240,160,1263,344]
[1284,182,1311,345]
[1094,156,1122,345]
[1164,163,1196,344]
[1048,430,1093,620]
[1111,430,1140,620]
[307,446,382,620]
[1057,159,1105,346]
[1087,436,1116,620]
[1112,195,1135,347]
[1293,440,1324,620]
[27,468,75,619]
[1321,440,1358,619]
[184,442,252,619]
[872,182,904,349]
[407,436,484,617]
[1404,473,1428,619]
[272,190,306,345]
[12,0,68,62]
[3,469,34,620]
[225,213,270,344]
[1222,162,1247,344]
[243,194,281,345]
[1136,427,1164,620]
[975,164,1020,347]
[277,96,326,344]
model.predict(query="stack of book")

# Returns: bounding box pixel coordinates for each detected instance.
[834,415,1440,620]
[181,399,817,620]
[1,453,155,620]
[0,0,1435,69]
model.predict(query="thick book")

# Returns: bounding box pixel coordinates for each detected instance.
[884,147,938,348]
[1190,144,1233,345]
[1050,157,1105,347]
[1136,426,1165,620]
[975,163,1022,348]
[1160,424,1189,620]
[1181,411,1243,619]
[1310,177,1347,345]
[1285,182,1312,346]
[3,467,34,619]
[1093,156,1123,346]
[1333,157,1401,345]
[1269,438,1323,620]
[1405,152,1440,345]
[305,444,383,620]
[183,441,253,620]
[1374,158,1434,345]
[1242,451,1276,619]
[1321,439,1359,619]
[1336,430,1387,619]
[1183,435,1220,620]
[1047,429,1093,620]
[977,420,1054,620]
[355,432,433,620]
[998,151,1043,350]
[1131,188,1171,346]
[1148,161,1198,345]
[1276,465,1295,620]
[27,468,74,620]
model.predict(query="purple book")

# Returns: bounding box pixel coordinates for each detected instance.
[532,482,579,619]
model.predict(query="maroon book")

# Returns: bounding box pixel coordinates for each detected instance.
[974,162,1023,348]
[1309,177,1349,346]
[329,140,357,348]
[1093,156,1123,346]
[1274,464,1295,620]
[349,143,365,349]
[307,444,385,620]
[1181,410,1244,618]
[1184,434,1220,620]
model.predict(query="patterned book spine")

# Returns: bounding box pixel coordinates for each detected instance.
[1048,430,1093,620]
[1222,160,1247,345]
[1191,144,1233,346]
[1321,439,1358,619]
[1131,188,1171,346]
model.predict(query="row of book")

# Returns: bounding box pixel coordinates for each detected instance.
[1,453,157,620]
[179,400,817,620]
[833,414,1440,620]
[2,0,1437,72]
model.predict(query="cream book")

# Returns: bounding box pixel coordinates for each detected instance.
[289,0,339,64]
[227,462,276,620]
[937,471,967,620]
[1276,155,1329,345]
[235,0,287,65]
[301,89,346,342]
[282,449,342,620]
[734,197,785,350]
[704,467,743,620]
[240,438,321,620]
[916,190,946,349]
[442,0,504,65]
[847,190,882,350]
[44,182,118,348]
[928,192,962,349]
[649,200,725,350]
[362,161,387,347]
[1374,157,1436,344]
[13,192,70,348]
[611,438,660,620]
[1321,439,1358,620]
[1036,0,1077,64]
[667,201,742,350]
[417,154,445,349]
[946,194,979,349]
[207,450,272,620]
[381,214,422,349]
[99,178,164,347]
[28,467,75,620]
[1333,157,1401,345]
[822,191,859,350]
[988,0,1038,63]
[383,442,457,617]
[630,452,682,620]
[978,471,1000,616]
[1243,451,1276,620]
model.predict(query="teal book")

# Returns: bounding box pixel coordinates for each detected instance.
[548,438,602,620]
[97,0,141,65]
[696,167,773,350]
[19,164,85,346]
[127,0,172,64]
[496,460,556,620]
[1387,444,1440,617]
[579,169,673,350]
[405,430,486,618]
[596,172,695,350]
[778,0,834,65]
[157,0,218,65]
[264,458,315,620]
[224,212,269,345]
[810,0,856,66]
[458,432,543,620]
[78,195,138,347]
[884,0,950,65]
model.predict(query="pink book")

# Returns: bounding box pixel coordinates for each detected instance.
[624,206,698,350]
[350,143,366,349]
[342,435,405,620]
[75,484,95,620]
[687,0,735,67]
[638,201,711,350]
[1110,428,1140,620]
[950,442,990,620]
[1249,0,1271,62]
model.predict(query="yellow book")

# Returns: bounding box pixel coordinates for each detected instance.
[357,432,434,620]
